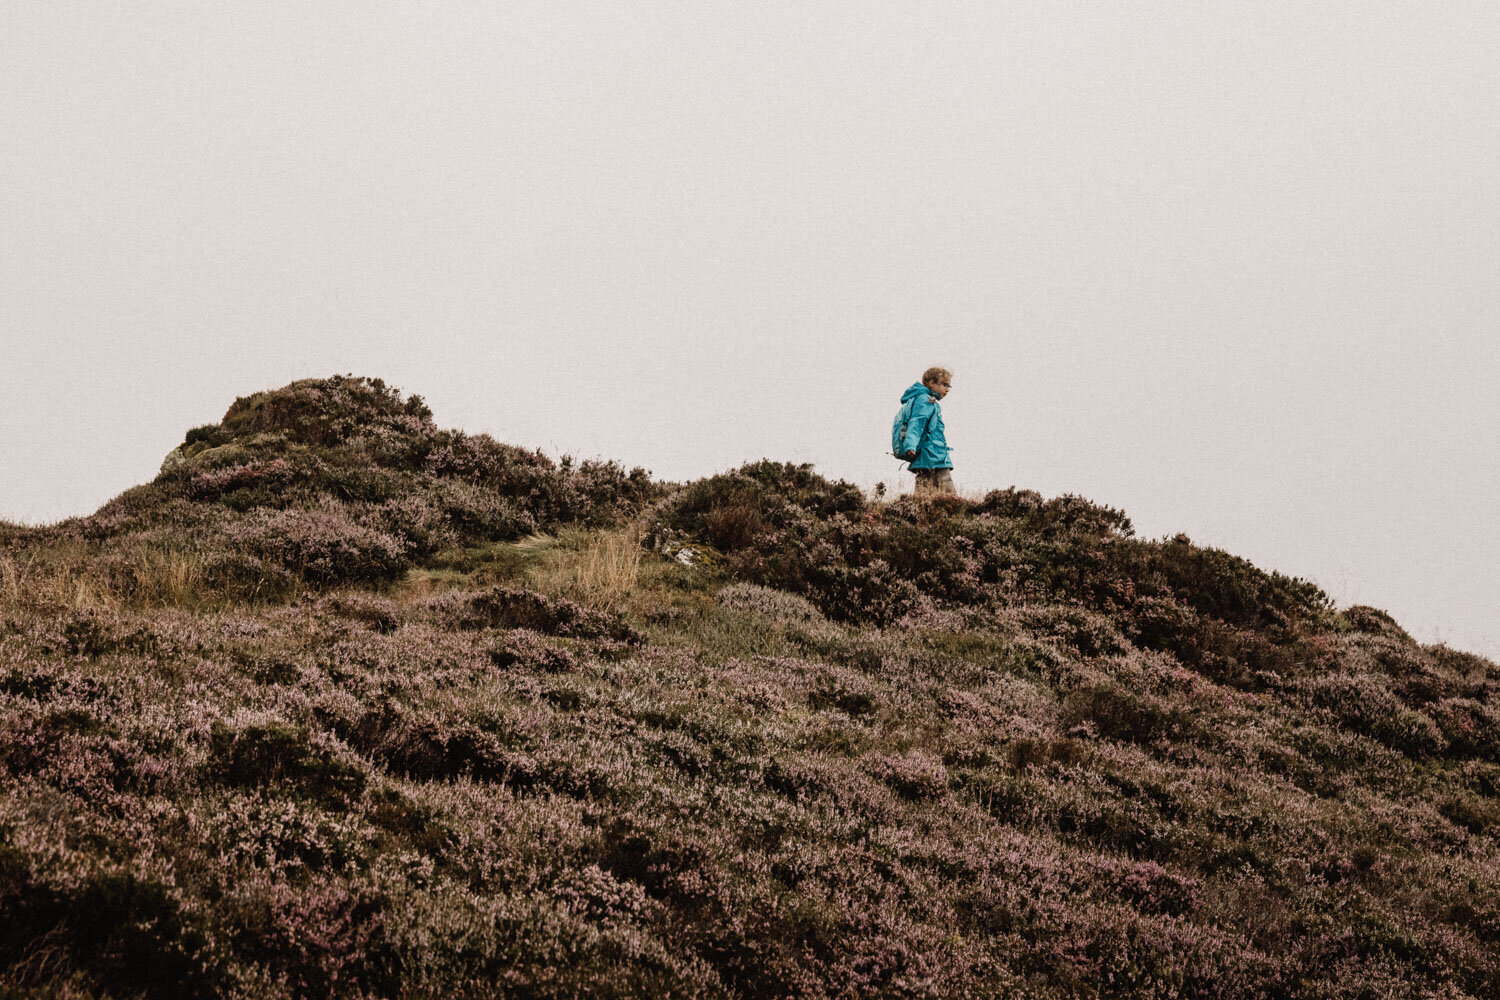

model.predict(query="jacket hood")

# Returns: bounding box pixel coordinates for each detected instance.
[901,382,934,404]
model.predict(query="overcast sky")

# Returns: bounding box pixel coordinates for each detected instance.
[3,2,1496,658]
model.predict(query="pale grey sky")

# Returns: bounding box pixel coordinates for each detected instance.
[3,3,1497,658]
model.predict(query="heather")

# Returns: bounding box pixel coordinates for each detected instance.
[4,376,660,606]
[3,379,1500,999]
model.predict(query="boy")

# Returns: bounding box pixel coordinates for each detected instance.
[895,367,954,495]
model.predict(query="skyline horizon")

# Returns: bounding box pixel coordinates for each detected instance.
[3,365,1493,661]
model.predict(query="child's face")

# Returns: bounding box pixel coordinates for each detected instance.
[927,377,951,399]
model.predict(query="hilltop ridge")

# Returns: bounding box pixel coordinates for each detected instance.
[2,375,1498,999]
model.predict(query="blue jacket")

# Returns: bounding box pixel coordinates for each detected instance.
[895,382,952,470]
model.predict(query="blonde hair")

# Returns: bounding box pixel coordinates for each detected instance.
[921,367,952,388]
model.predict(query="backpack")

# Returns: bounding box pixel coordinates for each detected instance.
[890,397,925,460]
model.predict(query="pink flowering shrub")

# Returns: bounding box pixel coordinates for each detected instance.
[1342,604,1416,644]
[330,702,518,784]
[1061,680,1194,746]
[215,374,431,451]
[200,548,300,601]
[1008,603,1128,658]
[359,493,460,556]
[315,592,406,634]
[4,378,1500,998]
[225,504,411,585]
[1298,671,1449,759]
[41,376,666,606]
[489,628,579,673]
[74,482,179,538]
[207,713,367,806]
[423,431,545,481]
[862,749,949,800]
[187,457,299,506]
[0,862,220,997]
[421,478,538,543]
[423,432,659,527]
[1,584,1498,998]
[430,585,641,643]
[652,467,1331,670]
[715,582,828,627]
[1429,697,1500,761]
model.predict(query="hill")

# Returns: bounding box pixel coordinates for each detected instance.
[2,375,1498,999]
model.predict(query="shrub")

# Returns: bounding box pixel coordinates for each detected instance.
[337,703,515,784]
[1061,682,1191,745]
[716,583,827,626]
[10,374,1500,999]
[1376,708,1449,759]
[186,458,299,503]
[57,609,157,659]
[307,461,412,506]
[1012,604,1126,658]
[207,717,367,805]
[363,494,459,557]
[654,468,1336,642]
[184,422,227,448]
[316,592,405,634]
[806,664,882,718]
[0,866,222,998]
[650,461,865,555]
[863,750,949,800]
[1428,644,1499,682]
[1342,604,1416,644]
[1301,672,1449,758]
[1348,633,1431,678]
[81,483,177,537]
[802,558,924,626]
[427,436,658,527]
[1110,533,1332,632]
[971,487,1134,538]
[1438,793,1500,836]
[224,503,410,586]
[423,431,543,482]
[430,586,640,643]
[1091,856,1204,917]
[489,629,578,673]
[553,863,650,924]
[217,375,431,449]
[1127,595,1205,661]
[555,456,662,527]
[1430,698,1500,761]
[76,377,663,566]
[199,549,300,602]
[425,479,538,543]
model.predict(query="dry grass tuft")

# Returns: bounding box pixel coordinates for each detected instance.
[0,557,117,611]
[69,572,119,611]
[123,549,206,606]
[0,546,210,612]
[0,553,21,605]
[525,525,644,613]
[570,526,643,612]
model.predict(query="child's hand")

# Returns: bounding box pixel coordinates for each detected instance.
[904,450,917,460]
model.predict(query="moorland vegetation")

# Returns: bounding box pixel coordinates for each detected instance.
[2,375,1498,999]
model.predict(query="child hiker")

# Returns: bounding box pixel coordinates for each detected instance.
[892,367,955,495]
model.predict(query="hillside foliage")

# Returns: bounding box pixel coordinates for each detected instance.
[2,376,1498,999]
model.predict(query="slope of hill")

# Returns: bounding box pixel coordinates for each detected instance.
[2,376,1497,999]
